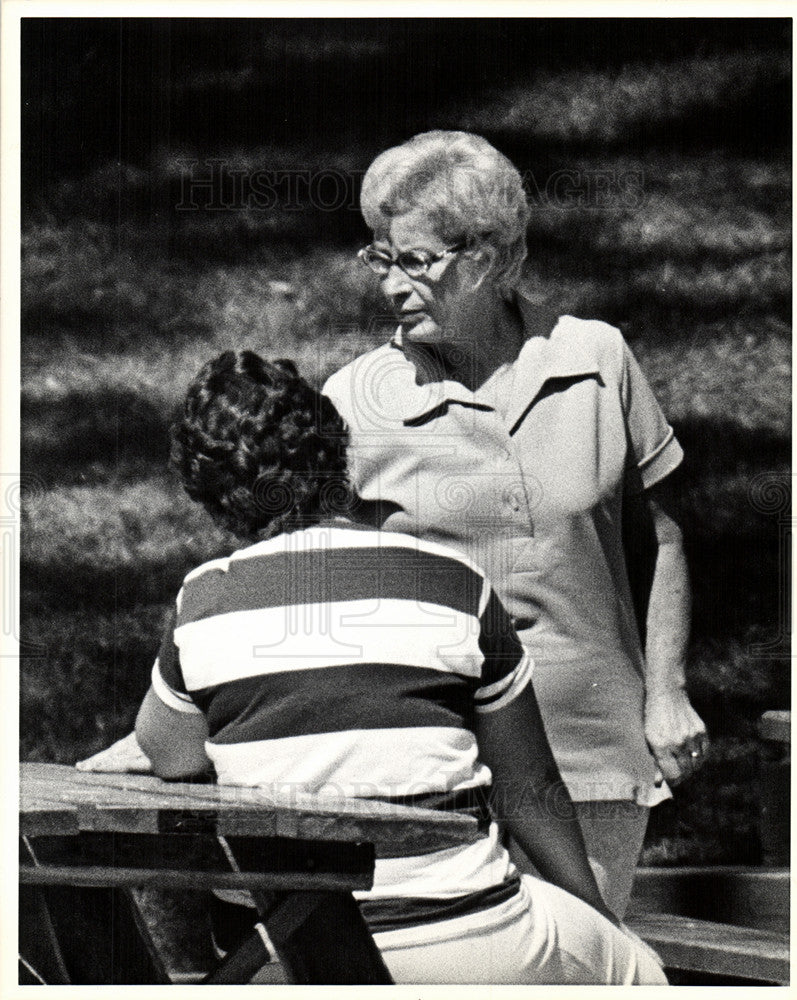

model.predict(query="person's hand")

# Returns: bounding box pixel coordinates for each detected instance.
[644,687,708,786]
[76,731,153,773]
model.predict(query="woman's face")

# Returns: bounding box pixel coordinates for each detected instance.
[373,206,479,347]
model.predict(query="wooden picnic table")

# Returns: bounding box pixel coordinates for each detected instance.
[20,758,791,986]
[19,762,480,985]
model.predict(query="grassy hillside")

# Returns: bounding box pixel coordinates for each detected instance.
[20,19,790,873]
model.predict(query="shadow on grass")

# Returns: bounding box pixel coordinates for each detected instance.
[22,386,174,477]
[675,417,790,495]
[23,180,789,334]
[19,603,167,764]
[637,418,790,694]
[22,19,790,206]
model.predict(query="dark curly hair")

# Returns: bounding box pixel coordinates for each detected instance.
[171,350,349,541]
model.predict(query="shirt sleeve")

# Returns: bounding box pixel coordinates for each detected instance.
[620,338,683,492]
[151,600,203,715]
[322,369,352,421]
[474,587,534,713]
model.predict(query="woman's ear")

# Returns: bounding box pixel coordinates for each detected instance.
[466,245,498,291]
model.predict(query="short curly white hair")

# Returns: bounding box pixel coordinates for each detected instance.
[360,131,530,293]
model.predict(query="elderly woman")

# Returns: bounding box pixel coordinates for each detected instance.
[323,130,708,918]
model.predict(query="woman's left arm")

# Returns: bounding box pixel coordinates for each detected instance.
[476,681,619,925]
[135,686,212,780]
[638,481,709,785]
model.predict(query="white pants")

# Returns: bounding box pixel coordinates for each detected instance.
[373,874,667,985]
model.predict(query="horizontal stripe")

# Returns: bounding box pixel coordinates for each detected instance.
[360,822,512,897]
[195,663,473,743]
[360,874,522,932]
[152,661,202,714]
[179,546,485,627]
[207,726,491,798]
[174,599,485,690]
[474,651,535,714]
[211,875,522,937]
[154,607,186,697]
[182,524,487,571]
[261,525,490,575]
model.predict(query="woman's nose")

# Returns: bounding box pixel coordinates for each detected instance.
[380,262,414,298]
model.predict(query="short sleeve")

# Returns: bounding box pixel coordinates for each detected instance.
[322,368,354,423]
[620,339,683,492]
[474,588,534,713]
[151,601,203,715]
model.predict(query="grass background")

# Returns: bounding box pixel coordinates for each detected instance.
[21,17,790,893]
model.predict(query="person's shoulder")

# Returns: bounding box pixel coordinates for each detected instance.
[181,536,284,588]
[553,314,624,352]
[549,314,627,378]
[322,341,397,401]
[514,282,625,372]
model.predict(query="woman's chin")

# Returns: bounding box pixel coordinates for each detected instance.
[399,315,442,343]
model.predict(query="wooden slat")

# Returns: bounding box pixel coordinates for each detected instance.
[19,800,79,837]
[22,794,473,853]
[629,865,790,934]
[628,913,790,984]
[19,864,371,893]
[758,710,791,744]
[21,763,479,854]
[23,786,214,835]
[24,828,375,885]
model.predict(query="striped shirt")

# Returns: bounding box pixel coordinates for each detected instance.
[153,523,533,900]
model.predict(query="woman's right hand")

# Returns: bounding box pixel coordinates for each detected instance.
[75,730,153,773]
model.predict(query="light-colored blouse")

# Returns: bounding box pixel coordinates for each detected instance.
[323,290,682,805]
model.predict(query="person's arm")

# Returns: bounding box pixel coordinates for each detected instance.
[617,333,708,784]
[635,481,709,784]
[135,685,212,780]
[475,680,619,925]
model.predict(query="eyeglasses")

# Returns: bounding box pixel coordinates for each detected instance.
[357,242,466,278]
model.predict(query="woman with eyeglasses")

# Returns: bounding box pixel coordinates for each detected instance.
[324,130,708,920]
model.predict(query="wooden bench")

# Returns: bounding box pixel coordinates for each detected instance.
[629,864,789,933]
[627,865,790,984]
[627,912,789,984]
[624,710,791,985]
[19,762,480,985]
